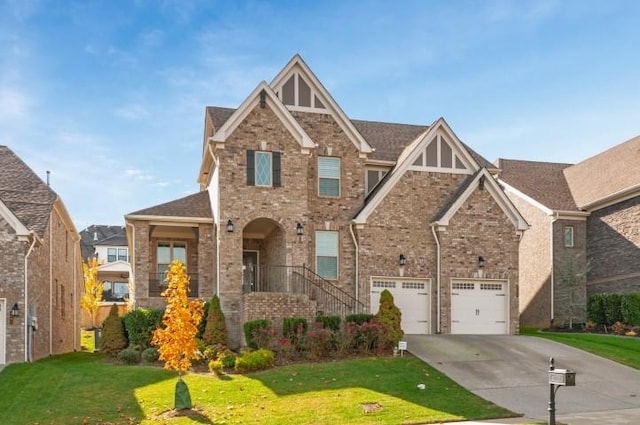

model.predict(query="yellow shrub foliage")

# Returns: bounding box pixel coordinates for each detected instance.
[152,260,204,373]
[81,257,103,328]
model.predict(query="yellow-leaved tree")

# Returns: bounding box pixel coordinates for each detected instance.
[152,260,204,410]
[81,257,103,329]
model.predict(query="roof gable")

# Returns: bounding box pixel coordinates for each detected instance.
[270,54,373,155]
[564,135,640,209]
[354,118,480,224]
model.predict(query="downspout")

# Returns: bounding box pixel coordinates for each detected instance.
[208,142,221,296]
[349,222,359,310]
[49,211,53,356]
[431,224,441,334]
[73,237,78,352]
[126,222,136,309]
[24,233,37,362]
[550,214,558,325]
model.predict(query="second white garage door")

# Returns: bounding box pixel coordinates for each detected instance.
[450,280,508,334]
[370,277,431,334]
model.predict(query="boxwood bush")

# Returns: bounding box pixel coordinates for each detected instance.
[243,319,271,349]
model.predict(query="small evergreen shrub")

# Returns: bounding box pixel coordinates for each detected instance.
[118,347,141,365]
[283,318,308,340]
[202,294,227,346]
[587,294,606,326]
[141,347,160,363]
[604,293,623,325]
[123,308,164,348]
[101,304,128,356]
[218,349,237,369]
[621,293,640,326]
[208,359,223,374]
[375,289,403,348]
[235,349,275,372]
[345,313,374,325]
[316,315,341,332]
[243,319,271,349]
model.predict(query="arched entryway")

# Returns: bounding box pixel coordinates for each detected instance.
[242,218,287,292]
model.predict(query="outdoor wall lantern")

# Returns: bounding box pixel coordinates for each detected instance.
[10,303,19,324]
[399,254,406,267]
[226,219,234,233]
[478,256,486,268]
[296,222,304,236]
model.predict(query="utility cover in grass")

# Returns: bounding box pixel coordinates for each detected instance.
[361,402,382,413]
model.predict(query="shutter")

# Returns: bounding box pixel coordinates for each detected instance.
[246,150,255,186]
[273,151,281,187]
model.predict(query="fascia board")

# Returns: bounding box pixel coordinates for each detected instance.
[582,184,640,211]
[0,198,30,236]
[124,215,213,224]
[499,180,554,215]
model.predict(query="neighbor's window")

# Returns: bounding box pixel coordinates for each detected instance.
[103,281,129,302]
[316,231,338,279]
[157,241,187,277]
[318,156,340,197]
[118,248,128,262]
[564,226,574,248]
[107,247,117,262]
[247,150,281,187]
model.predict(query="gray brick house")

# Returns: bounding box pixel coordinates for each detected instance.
[498,135,640,328]
[0,146,82,364]
[126,55,528,347]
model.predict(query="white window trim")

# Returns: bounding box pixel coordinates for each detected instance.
[564,226,575,248]
[365,166,389,195]
[318,156,341,198]
[255,151,273,187]
[315,231,339,280]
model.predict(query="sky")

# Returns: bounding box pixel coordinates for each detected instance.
[2,0,640,230]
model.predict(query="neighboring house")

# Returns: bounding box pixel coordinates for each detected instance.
[126,55,528,348]
[0,146,82,364]
[79,225,131,326]
[498,135,640,328]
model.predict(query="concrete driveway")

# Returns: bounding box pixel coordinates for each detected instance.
[405,335,640,424]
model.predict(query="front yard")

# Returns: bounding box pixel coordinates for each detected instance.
[0,352,517,425]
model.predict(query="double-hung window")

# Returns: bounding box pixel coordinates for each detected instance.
[157,241,187,277]
[316,231,338,280]
[247,150,281,187]
[318,156,340,197]
[107,247,117,262]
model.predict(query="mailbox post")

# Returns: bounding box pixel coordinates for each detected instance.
[548,357,576,425]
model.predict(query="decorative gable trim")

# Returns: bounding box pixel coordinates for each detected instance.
[211,81,316,150]
[0,197,31,238]
[434,169,529,232]
[270,54,373,154]
[354,118,478,224]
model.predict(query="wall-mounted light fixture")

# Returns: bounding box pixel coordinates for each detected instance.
[399,254,406,267]
[10,303,19,324]
[478,256,486,268]
[296,222,304,236]
[226,219,234,233]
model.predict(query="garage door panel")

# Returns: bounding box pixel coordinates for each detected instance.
[371,278,431,335]
[451,280,508,335]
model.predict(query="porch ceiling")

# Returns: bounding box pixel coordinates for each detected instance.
[243,218,279,239]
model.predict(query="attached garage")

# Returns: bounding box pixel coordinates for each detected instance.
[450,280,508,334]
[370,277,431,334]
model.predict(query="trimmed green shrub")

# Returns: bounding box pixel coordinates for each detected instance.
[197,300,210,339]
[123,308,164,348]
[218,349,237,369]
[376,289,403,348]
[202,294,227,346]
[316,315,341,332]
[141,347,160,363]
[208,359,223,374]
[345,313,374,325]
[235,349,275,372]
[117,347,141,365]
[604,293,624,325]
[622,293,640,326]
[283,318,308,340]
[587,293,606,325]
[243,319,271,349]
[101,304,128,356]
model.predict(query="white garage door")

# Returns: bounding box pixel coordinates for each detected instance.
[370,278,431,334]
[451,281,508,334]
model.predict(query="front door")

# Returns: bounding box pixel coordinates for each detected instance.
[243,251,259,291]
[0,299,6,364]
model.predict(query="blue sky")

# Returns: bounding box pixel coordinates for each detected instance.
[2,0,639,229]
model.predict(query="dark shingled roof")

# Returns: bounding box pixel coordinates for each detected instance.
[431,172,479,222]
[128,191,212,218]
[0,145,57,238]
[205,107,495,168]
[497,159,579,211]
[79,225,127,260]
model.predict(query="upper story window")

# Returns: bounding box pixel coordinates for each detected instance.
[247,150,281,187]
[366,168,388,195]
[564,226,574,248]
[316,231,338,280]
[107,247,129,262]
[318,156,340,197]
[157,241,187,276]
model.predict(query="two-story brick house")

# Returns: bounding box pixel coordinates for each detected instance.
[0,146,81,364]
[498,134,640,328]
[126,55,528,347]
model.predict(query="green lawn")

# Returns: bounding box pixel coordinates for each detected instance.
[521,328,640,370]
[0,352,517,425]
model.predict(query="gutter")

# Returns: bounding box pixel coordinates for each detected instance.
[349,222,359,310]
[125,222,136,308]
[550,213,558,325]
[208,142,221,296]
[24,233,37,362]
[431,225,441,333]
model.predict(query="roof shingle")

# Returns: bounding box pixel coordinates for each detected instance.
[127,191,212,219]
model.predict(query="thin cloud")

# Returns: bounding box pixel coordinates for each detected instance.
[114,103,151,120]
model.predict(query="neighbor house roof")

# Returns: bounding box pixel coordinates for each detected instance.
[563,135,640,209]
[205,107,495,167]
[497,159,578,212]
[127,191,212,219]
[0,145,57,238]
[79,224,128,260]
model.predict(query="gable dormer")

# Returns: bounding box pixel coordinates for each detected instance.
[409,132,472,174]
